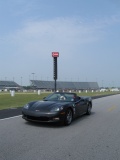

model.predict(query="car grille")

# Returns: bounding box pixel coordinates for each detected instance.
[26,115,50,122]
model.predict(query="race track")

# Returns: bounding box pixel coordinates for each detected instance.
[0,94,120,160]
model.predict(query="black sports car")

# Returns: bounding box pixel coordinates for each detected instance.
[22,92,92,126]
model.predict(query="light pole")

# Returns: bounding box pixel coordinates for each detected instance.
[101,80,103,88]
[32,73,35,81]
[21,77,22,86]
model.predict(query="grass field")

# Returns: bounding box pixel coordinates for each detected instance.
[0,91,120,110]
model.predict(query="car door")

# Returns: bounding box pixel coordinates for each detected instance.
[75,98,87,116]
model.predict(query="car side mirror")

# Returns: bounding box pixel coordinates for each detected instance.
[75,96,80,102]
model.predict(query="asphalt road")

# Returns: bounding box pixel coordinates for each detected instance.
[0,94,120,160]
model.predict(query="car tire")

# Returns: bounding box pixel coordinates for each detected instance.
[64,109,73,126]
[86,103,92,115]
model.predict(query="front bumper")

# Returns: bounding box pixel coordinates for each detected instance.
[22,109,65,123]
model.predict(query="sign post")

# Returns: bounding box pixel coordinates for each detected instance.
[52,52,59,92]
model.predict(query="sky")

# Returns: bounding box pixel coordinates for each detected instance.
[0,0,120,87]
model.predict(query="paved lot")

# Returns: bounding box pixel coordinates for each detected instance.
[0,95,120,160]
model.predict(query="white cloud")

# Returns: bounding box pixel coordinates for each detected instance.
[5,17,105,58]
[2,15,120,63]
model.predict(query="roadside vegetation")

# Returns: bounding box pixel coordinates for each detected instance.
[0,91,120,110]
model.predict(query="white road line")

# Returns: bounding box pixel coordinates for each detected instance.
[0,115,22,121]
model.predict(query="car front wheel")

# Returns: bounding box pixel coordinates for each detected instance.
[64,109,73,126]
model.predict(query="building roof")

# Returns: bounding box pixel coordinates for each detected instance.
[0,81,20,89]
[30,80,99,90]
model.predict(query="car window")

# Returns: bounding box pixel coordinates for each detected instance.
[44,93,76,102]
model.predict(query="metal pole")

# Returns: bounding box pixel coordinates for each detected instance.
[55,79,56,92]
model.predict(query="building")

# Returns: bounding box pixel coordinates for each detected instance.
[30,80,99,91]
[0,81,20,91]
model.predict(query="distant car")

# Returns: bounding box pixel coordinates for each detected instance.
[22,92,92,126]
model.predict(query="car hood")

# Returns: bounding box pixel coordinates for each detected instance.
[28,101,71,111]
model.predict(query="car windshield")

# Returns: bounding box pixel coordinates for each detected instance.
[44,92,77,102]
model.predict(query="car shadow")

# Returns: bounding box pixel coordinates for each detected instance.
[23,120,64,128]
[71,112,95,126]
[23,112,95,128]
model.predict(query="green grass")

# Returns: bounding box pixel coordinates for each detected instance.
[0,92,49,110]
[0,91,119,110]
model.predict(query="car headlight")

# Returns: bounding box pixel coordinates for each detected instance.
[51,106,63,112]
[24,104,29,109]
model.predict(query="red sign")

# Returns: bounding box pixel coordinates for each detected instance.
[52,52,59,57]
